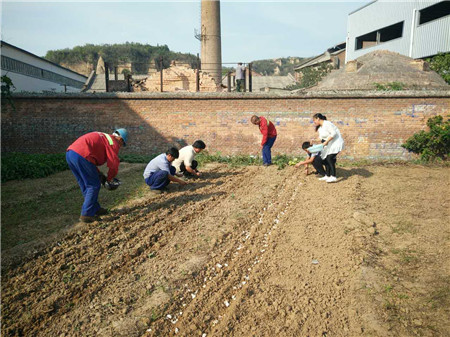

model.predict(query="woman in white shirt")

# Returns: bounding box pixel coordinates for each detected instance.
[313,113,344,183]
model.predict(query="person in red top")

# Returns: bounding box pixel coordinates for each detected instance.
[66,129,128,223]
[251,115,277,166]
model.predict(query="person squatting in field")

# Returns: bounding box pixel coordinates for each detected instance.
[143,147,188,194]
[66,129,128,223]
[312,113,345,183]
[172,140,206,178]
[251,115,277,166]
[294,141,323,175]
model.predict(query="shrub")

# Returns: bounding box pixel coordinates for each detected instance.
[373,82,406,91]
[402,116,450,161]
[427,53,450,84]
[1,153,68,182]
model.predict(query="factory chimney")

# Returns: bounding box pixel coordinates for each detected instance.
[201,0,222,86]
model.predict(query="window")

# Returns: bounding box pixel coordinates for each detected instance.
[1,55,84,88]
[419,1,450,25]
[355,21,404,50]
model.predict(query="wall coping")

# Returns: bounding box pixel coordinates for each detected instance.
[10,90,450,100]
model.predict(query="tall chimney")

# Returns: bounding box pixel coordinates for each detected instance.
[201,0,222,86]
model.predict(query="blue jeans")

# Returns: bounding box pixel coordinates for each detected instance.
[145,166,176,190]
[262,136,276,165]
[66,150,101,216]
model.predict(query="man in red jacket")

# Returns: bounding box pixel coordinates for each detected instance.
[251,115,277,166]
[66,129,128,223]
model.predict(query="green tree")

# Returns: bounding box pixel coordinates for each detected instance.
[402,116,450,161]
[1,75,15,110]
[427,53,450,84]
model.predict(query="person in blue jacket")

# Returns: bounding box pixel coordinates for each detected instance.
[143,147,188,194]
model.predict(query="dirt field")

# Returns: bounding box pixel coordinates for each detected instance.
[1,163,449,336]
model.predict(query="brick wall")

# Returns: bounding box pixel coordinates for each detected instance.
[2,92,449,159]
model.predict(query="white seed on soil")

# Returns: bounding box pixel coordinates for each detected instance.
[182,303,186,307]
[147,328,152,332]
[244,275,250,280]
[202,334,207,337]
[242,281,246,285]
[179,311,183,315]
[191,294,196,299]
[166,314,172,319]
[224,263,228,267]
[203,284,206,288]
[175,328,179,334]
[232,295,236,300]
[248,268,251,271]
[224,300,230,307]
[233,286,237,290]
[216,263,222,269]
[171,319,178,324]
[261,249,265,253]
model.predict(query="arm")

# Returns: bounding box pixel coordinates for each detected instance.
[322,122,337,146]
[105,144,120,181]
[169,175,188,185]
[294,156,314,168]
[185,165,201,177]
[259,118,268,145]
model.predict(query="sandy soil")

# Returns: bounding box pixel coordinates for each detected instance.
[1,164,449,336]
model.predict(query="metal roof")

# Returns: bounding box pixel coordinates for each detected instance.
[1,40,87,79]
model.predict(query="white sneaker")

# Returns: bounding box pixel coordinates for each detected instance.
[318,176,329,181]
[326,176,337,183]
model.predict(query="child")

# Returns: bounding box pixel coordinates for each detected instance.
[294,141,325,176]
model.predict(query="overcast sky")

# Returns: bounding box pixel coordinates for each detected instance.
[1,1,368,62]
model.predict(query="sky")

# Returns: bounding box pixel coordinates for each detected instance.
[1,1,369,62]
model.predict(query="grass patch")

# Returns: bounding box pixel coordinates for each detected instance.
[391,220,416,234]
[391,247,419,264]
[1,163,147,251]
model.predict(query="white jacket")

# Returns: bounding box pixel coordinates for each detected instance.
[318,120,344,159]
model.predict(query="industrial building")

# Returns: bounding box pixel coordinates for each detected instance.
[346,0,450,62]
[1,41,87,93]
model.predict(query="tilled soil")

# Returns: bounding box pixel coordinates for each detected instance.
[1,164,449,336]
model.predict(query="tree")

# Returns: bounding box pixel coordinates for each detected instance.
[427,53,450,84]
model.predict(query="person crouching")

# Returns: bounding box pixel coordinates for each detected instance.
[143,147,188,194]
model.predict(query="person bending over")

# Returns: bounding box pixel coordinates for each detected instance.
[251,115,277,166]
[143,147,188,194]
[294,141,326,176]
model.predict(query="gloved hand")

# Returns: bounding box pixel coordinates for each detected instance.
[104,178,121,191]
[99,173,107,186]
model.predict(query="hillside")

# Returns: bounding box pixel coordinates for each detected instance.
[251,57,304,76]
[44,42,198,76]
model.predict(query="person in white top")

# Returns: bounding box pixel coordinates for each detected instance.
[235,63,246,92]
[172,140,206,178]
[312,113,344,183]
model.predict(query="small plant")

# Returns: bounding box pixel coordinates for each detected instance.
[373,82,406,91]
[402,115,450,161]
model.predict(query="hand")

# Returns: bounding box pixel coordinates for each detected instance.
[294,162,301,168]
[305,168,309,175]
[196,172,202,177]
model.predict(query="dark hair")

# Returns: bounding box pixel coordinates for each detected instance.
[193,140,206,149]
[313,113,327,131]
[166,147,179,159]
[302,141,311,150]
[238,62,243,65]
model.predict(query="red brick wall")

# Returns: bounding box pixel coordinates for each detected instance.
[2,93,449,159]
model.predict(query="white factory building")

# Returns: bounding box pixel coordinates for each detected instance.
[1,41,87,93]
[346,0,450,62]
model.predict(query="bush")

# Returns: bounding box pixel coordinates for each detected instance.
[427,53,450,84]
[402,116,450,161]
[1,153,68,182]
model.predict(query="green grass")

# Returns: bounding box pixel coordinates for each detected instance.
[1,163,147,251]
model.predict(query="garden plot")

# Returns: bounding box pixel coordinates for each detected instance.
[1,163,449,336]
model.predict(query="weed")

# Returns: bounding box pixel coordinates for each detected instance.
[391,220,416,234]
[373,82,406,91]
[397,293,409,300]
[384,284,393,293]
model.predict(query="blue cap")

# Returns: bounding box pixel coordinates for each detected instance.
[114,128,128,146]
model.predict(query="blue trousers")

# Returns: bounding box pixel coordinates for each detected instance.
[262,136,277,165]
[145,166,176,190]
[66,150,101,217]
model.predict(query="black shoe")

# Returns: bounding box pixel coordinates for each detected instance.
[79,215,99,223]
[263,163,272,167]
[96,207,108,216]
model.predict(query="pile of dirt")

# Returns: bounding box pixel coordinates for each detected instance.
[1,164,449,336]
[311,50,449,91]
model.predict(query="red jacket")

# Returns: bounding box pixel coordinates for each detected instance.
[259,117,277,145]
[67,132,121,181]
